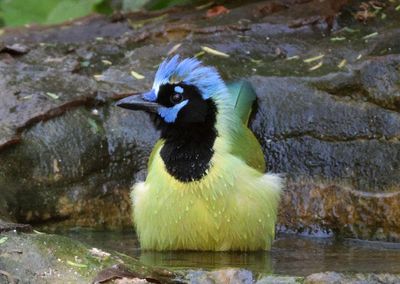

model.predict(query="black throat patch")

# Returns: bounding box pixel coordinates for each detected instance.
[159,100,217,182]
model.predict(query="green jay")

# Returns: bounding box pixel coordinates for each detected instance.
[117,55,282,251]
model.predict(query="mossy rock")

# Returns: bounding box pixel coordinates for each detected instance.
[0,231,178,283]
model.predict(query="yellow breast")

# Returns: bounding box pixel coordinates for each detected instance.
[131,138,282,251]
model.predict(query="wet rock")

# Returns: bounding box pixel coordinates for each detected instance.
[256,275,302,284]
[305,272,343,284]
[181,269,400,284]
[0,231,177,284]
[0,107,157,229]
[93,264,144,283]
[0,219,32,233]
[0,43,30,55]
[250,68,400,191]
[278,182,400,240]
[0,233,175,283]
[249,55,400,240]
[304,272,400,284]
[0,0,399,241]
[186,268,254,284]
[93,263,171,284]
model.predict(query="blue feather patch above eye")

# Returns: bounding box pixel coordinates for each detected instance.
[158,100,188,123]
[174,86,184,94]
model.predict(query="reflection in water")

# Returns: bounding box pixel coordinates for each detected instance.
[61,229,400,276]
[139,251,272,273]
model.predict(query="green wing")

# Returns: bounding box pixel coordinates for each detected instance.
[227,80,257,125]
[227,81,266,173]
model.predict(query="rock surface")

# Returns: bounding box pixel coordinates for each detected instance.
[0,231,178,284]
[0,0,399,241]
[186,269,400,284]
[304,272,400,284]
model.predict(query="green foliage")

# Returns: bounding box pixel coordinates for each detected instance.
[0,0,103,27]
[121,0,199,11]
[122,0,150,11]
[144,0,195,10]
[0,0,196,28]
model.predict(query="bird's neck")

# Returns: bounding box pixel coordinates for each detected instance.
[158,105,217,183]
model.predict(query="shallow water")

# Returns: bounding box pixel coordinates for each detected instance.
[61,230,400,276]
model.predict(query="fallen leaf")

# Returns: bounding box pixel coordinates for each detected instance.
[338,59,347,68]
[0,236,8,245]
[129,14,168,29]
[342,27,359,33]
[167,43,182,56]
[303,54,324,63]
[87,118,99,134]
[67,260,87,268]
[286,55,300,60]
[101,60,112,65]
[79,61,90,68]
[201,46,229,58]
[309,61,323,71]
[94,74,104,81]
[206,5,230,18]
[131,70,145,80]
[354,1,383,22]
[196,1,214,10]
[370,0,385,10]
[250,58,262,64]
[330,37,346,41]
[53,159,60,173]
[22,95,33,100]
[363,31,378,40]
[45,92,59,100]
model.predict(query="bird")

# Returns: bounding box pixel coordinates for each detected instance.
[116,55,282,251]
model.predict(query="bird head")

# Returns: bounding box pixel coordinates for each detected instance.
[116,55,227,126]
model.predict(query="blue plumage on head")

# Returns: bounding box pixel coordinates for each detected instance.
[153,55,227,100]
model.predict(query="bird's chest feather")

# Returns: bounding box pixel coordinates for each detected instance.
[160,141,213,182]
[159,127,216,182]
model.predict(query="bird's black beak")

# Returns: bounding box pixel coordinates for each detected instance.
[116,93,160,113]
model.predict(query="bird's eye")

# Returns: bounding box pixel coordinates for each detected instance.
[170,93,183,104]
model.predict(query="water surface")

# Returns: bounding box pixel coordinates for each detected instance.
[61,230,400,276]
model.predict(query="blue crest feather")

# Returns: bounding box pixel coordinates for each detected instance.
[153,55,227,100]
